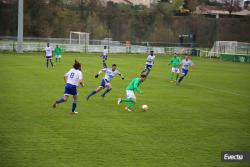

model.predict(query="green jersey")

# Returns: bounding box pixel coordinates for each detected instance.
[55,47,62,55]
[126,77,142,93]
[169,57,181,68]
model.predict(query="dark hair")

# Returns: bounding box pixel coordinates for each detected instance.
[104,46,107,49]
[73,60,81,70]
[140,74,146,78]
[112,64,117,67]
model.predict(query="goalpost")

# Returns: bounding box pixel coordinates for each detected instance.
[200,41,250,63]
[69,31,90,52]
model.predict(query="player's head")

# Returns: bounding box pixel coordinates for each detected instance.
[173,53,177,57]
[56,45,58,48]
[73,60,81,71]
[140,74,146,82]
[47,43,50,47]
[150,50,154,56]
[104,46,107,49]
[185,56,190,60]
[111,64,117,71]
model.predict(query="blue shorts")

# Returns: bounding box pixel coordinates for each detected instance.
[145,64,153,70]
[103,56,107,61]
[182,68,188,76]
[99,79,109,88]
[64,83,77,96]
[46,56,52,60]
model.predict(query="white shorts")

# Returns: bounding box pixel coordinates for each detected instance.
[171,67,180,74]
[56,54,61,58]
[126,90,136,101]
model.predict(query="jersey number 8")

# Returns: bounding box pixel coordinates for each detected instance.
[70,73,75,78]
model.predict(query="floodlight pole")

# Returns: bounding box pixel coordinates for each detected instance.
[17,0,23,53]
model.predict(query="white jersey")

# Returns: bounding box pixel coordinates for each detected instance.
[103,49,108,56]
[103,68,120,82]
[45,46,53,57]
[181,59,193,70]
[146,55,155,65]
[65,68,83,86]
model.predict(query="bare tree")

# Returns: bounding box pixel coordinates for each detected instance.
[222,0,242,16]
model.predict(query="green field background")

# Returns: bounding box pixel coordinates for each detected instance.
[0,52,249,167]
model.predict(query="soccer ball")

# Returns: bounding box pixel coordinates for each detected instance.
[142,105,149,111]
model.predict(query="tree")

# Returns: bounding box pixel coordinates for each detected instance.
[183,0,201,12]
[222,0,242,16]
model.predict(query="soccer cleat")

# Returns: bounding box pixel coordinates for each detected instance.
[125,107,132,112]
[72,111,78,114]
[86,95,90,101]
[117,98,122,104]
[52,102,57,108]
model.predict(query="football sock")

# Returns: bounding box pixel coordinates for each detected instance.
[178,76,184,83]
[88,90,97,97]
[127,101,135,108]
[56,98,65,104]
[72,101,77,112]
[101,88,112,97]
[176,74,179,81]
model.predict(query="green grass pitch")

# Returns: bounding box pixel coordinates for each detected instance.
[0,52,249,167]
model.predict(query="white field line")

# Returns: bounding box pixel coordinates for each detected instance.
[187,83,250,98]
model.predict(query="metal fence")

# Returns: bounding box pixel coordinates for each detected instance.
[0,36,197,54]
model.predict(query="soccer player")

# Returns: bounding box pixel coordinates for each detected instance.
[45,43,54,68]
[168,53,181,81]
[100,46,108,68]
[118,75,146,112]
[86,64,124,100]
[52,60,84,114]
[141,50,156,77]
[55,45,62,63]
[176,56,194,85]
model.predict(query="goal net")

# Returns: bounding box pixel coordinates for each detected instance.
[69,31,89,45]
[199,41,250,63]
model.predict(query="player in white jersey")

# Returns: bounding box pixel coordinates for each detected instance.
[141,50,155,77]
[176,56,194,85]
[86,64,125,100]
[45,43,54,68]
[53,60,84,114]
[100,46,108,68]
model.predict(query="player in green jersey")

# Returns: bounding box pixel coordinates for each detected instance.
[168,53,181,81]
[117,75,146,112]
[55,45,62,63]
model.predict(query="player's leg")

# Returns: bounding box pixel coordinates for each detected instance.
[86,86,103,100]
[173,68,180,81]
[49,59,54,67]
[72,95,78,114]
[118,90,136,111]
[169,68,175,81]
[46,58,49,68]
[53,95,69,108]
[101,84,112,97]
[177,69,188,84]
[103,60,107,68]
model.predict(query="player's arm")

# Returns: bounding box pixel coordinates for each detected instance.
[95,68,106,78]
[133,79,141,94]
[79,79,84,87]
[118,73,125,80]
[64,76,68,84]
[168,58,172,65]
[79,73,84,87]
